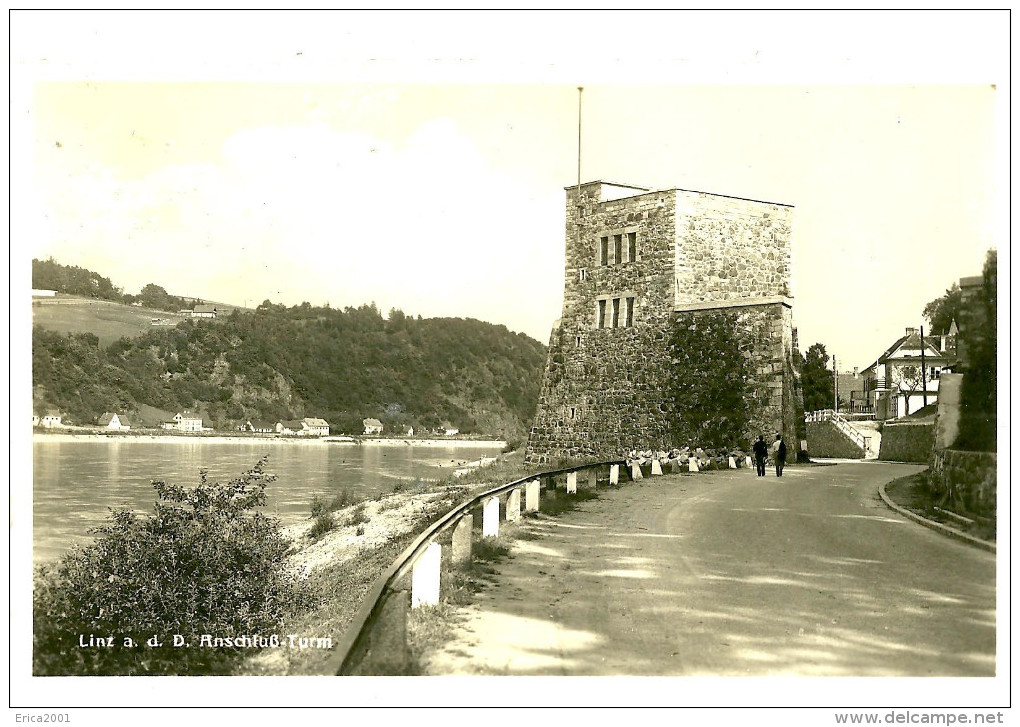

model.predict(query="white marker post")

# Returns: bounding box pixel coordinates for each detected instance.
[506,489,521,522]
[482,496,500,537]
[451,515,473,566]
[525,480,540,512]
[411,542,442,608]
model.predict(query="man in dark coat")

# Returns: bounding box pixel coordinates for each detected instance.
[752,435,768,477]
[771,433,787,477]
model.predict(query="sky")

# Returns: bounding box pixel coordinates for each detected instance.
[12,11,1008,373]
[9,10,1011,711]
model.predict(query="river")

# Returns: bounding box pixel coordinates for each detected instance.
[30,437,505,565]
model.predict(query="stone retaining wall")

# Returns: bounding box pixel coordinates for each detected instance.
[805,421,864,459]
[929,449,997,519]
[878,421,934,463]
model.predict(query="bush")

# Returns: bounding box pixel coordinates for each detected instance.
[33,457,311,675]
[308,512,336,540]
[347,503,369,526]
[310,489,360,519]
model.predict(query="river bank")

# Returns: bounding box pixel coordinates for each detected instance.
[32,431,506,448]
[240,449,530,675]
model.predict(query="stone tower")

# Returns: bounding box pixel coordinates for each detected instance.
[525,181,803,465]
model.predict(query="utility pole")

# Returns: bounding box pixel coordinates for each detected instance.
[920,325,928,408]
[833,355,838,412]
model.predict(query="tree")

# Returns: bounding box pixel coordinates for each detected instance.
[139,283,171,310]
[895,364,924,416]
[923,283,962,334]
[32,257,122,301]
[800,343,833,413]
[667,310,754,449]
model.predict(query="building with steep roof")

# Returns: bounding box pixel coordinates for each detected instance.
[170,410,204,432]
[98,412,131,430]
[861,327,952,419]
[277,418,330,436]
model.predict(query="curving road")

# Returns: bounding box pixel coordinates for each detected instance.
[421,462,996,676]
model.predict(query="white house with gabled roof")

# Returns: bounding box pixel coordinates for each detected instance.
[98,412,131,430]
[861,327,953,419]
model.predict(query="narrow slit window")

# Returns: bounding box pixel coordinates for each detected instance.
[627,232,637,262]
[612,298,621,328]
[579,268,586,281]
[626,297,635,327]
[598,299,607,329]
[600,237,609,266]
[613,235,623,264]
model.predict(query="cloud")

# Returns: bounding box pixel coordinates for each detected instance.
[35,117,565,338]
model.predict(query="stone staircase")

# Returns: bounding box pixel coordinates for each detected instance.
[805,410,880,459]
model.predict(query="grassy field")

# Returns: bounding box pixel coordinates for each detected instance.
[32,296,183,346]
[32,295,245,347]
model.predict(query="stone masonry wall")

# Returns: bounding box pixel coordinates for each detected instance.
[929,449,997,519]
[805,421,865,459]
[526,183,677,464]
[675,191,794,305]
[526,183,799,465]
[878,421,934,463]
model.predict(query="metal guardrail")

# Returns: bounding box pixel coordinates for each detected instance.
[324,458,629,675]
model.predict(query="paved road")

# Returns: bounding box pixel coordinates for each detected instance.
[421,462,996,676]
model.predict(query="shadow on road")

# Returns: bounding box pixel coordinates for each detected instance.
[421,466,996,677]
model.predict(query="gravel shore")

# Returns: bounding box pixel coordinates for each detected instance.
[240,480,494,675]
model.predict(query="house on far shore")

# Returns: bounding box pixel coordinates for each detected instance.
[362,418,384,435]
[239,420,276,434]
[98,412,131,430]
[301,418,330,437]
[164,410,204,432]
[277,418,330,436]
[37,410,64,428]
[442,424,460,436]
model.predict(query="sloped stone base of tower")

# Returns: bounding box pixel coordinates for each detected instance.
[525,301,802,466]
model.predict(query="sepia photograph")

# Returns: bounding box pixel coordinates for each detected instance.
[9,8,1009,722]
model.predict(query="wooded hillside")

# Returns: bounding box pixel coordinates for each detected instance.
[33,300,547,440]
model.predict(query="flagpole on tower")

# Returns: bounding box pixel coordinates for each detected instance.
[577,86,583,193]
[575,86,583,256]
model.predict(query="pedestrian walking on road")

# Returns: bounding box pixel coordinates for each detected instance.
[771,434,787,477]
[752,435,768,477]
